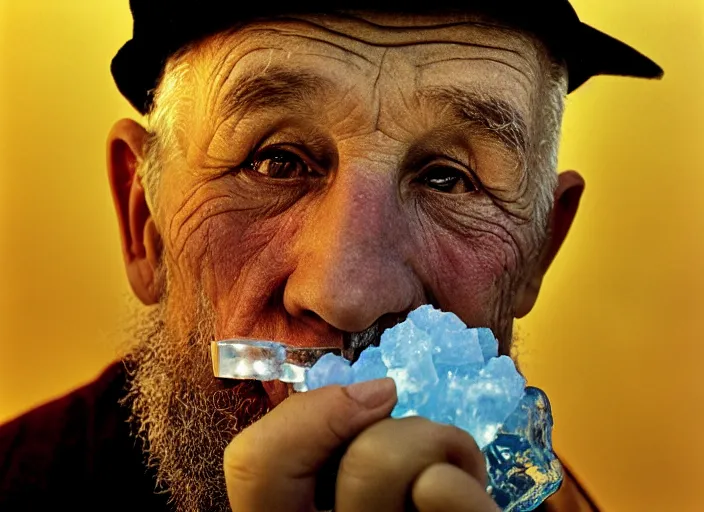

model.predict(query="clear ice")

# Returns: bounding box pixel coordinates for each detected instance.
[305,305,563,511]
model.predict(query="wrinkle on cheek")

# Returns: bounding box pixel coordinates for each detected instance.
[162,197,258,307]
[168,193,307,337]
[171,198,252,264]
[211,210,308,339]
[411,196,528,326]
[218,218,288,296]
[168,176,303,259]
[168,209,276,321]
[424,195,529,267]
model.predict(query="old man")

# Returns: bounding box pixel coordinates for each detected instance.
[0,0,661,511]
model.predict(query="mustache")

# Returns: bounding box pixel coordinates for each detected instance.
[341,309,416,362]
[342,323,380,362]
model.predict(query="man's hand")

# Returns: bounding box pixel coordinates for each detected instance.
[223,378,499,511]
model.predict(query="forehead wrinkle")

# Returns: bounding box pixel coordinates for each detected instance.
[418,54,524,71]
[189,13,542,109]
[326,11,519,32]
[417,56,533,98]
[296,51,364,69]
[227,16,540,77]
[188,30,358,125]
[270,15,536,64]
[269,31,377,65]
[189,16,539,122]
[197,30,376,124]
[233,25,379,66]
[206,46,285,121]
[198,38,277,122]
[174,40,275,162]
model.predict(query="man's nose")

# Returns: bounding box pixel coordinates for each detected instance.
[283,167,421,333]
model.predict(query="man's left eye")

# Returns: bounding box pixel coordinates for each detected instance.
[247,149,314,179]
[419,165,479,194]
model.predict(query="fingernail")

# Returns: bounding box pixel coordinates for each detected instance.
[344,378,396,408]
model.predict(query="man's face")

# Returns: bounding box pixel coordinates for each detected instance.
[156,11,547,368]
[110,11,577,512]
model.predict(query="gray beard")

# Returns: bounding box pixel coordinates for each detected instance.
[121,298,270,512]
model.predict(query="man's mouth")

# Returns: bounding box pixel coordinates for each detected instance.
[211,308,419,397]
[341,323,380,362]
[342,310,413,361]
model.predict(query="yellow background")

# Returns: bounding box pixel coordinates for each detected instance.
[1,1,702,510]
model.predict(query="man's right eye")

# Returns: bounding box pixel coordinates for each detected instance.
[245,148,315,179]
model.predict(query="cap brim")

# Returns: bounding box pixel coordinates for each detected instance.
[567,22,664,92]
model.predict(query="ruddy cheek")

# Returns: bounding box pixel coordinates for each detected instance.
[420,225,522,324]
[166,174,303,279]
[201,209,306,330]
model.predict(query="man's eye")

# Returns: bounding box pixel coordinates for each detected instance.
[247,149,313,179]
[420,166,478,194]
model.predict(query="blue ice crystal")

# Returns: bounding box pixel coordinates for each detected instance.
[305,305,562,511]
[484,387,563,511]
[305,352,353,389]
[352,346,387,382]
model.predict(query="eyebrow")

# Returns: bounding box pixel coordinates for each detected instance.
[417,87,528,159]
[218,67,333,120]
[218,67,528,160]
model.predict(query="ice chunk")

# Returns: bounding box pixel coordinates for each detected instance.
[380,319,432,368]
[305,305,562,511]
[477,327,499,362]
[419,371,472,426]
[408,305,484,367]
[305,353,353,390]
[407,304,467,337]
[457,356,526,449]
[432,328,485,367]
[380,319,438,416]
[352,346,388,383]
[484,387,563,511]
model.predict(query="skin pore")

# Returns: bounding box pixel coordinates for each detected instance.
[107,10,584,512]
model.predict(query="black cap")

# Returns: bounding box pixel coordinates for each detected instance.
[111,0,664,115]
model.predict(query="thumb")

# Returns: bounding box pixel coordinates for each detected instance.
[224,378,397,511]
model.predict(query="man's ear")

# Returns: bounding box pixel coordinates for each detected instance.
[514,170,585,318]
[107,118,163,305]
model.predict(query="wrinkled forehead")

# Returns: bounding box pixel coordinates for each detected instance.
[167,11,551,146]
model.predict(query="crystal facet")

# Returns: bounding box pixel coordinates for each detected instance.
[304,305,563,511]
[305,352,353,389]
[484,387,563,511]
[351,346,388,383]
